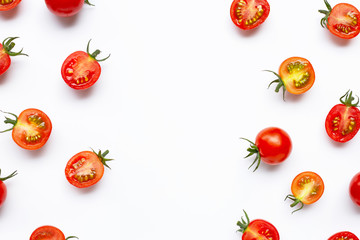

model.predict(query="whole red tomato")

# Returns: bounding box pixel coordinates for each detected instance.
[44,0,93,17]
[0,37,27,76]
[241,127,292,171]
[61,39,110,90]
[349,172,360,207]
[30,225,77,240]
[0,169,17,208]
[328,231,359,240]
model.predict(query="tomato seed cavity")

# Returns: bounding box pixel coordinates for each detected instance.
[0,0,13,5]
[28,115,46,129]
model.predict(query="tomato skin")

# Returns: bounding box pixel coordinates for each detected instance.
[0,44,11,76]
[44,0,84,17]
[0,0,21,11]
[30,226,65,240]
[230,0,270,30]
[0,181,7,207]
[328,3,360,39]
[242,219,279,240]
[61,51,101,90]
[328,231,359,240]
[349,172,360,207]
[255,127,292,165]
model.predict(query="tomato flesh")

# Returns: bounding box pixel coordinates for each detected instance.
[61,51,101,90]
[325,104,360,143]
[0,0,21,11]
[349,172,360,207]
[291,171,324,205]
[230,0,270,30]
[328,3,360,39]
[242,219,279,240]
[30,226,65,240]
[279,57,315,95]
[0,44,11,76]
[65,151,104,188]
[12,109,52,150]
[328,231,359,240]
[45,0,84,17]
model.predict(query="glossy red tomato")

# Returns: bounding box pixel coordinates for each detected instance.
[230,0,270,30]
[241,127,292,171]
[266,57,315,100]
[1,108,52,150]
[325,90,360,143]
[0,0,21,11]
[237,210,279,240]
[328,231,359,240]
[0,37,27,76]
[319,0,360,39]
[0,169,17,207]
[30,225,77,240]
[44,0,93,17]
[285,171,324,213]
[349,172,360,207]
[61,40,110,90]
[65,149,113,188]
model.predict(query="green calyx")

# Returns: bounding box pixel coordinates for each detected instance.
[84,0,94,6]
[1,37,28,57]
[92,148,114,169]
[236,210,250,233]
[284,194,304,214]
[0,111,18,133]
[86,39,110,62]
[319,0,332,29]
[264,70,286,101]
[240,138,261,172]
[340,90,359,107]
[0,169,18,182]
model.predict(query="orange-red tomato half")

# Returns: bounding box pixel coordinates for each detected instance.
[30,226,66,240]
[0,0,21,11]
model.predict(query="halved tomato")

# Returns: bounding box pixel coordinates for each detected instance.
[328,231,359,240]
[0,0,21,11]
[1,109,52,150]
[30,225,77,240]
[230,0,270,30]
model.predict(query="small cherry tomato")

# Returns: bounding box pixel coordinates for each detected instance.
[0,37,27,76]
[325,90,360,143]
[319,0,360,39]
[266,57,315,100]
[65,149,113,188]
[30,225,78,240]
[328,231,359,240]
[0,169,17,208]
[0,0,21,11]
[44,0,93,17]
[0,108,52,150]
[230,0,270,30]
[285,171,324,213]
[349,172,360,207]
[241,127,292,171]
[237,210,279,240]
[61,39,110,90]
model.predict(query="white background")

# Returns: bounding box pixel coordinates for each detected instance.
[0,0,360,239]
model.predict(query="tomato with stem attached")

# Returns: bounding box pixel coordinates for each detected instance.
[30,225,78,240]
[45,0,94,17]
[237,210,279,240]
[0,0,21,11]
[0,169,17,208]
[325,90,360,143]
[285,171,324,213]
[0,108,52,150]
[349,172,360,207]
[328,231,359,240]
[65,149,113,188]
[61,39,110,90]
[241,127,292,171]
[0,37,28,76]
[266,57,315,100]
[319,0,360,39]
[230,0,270,30]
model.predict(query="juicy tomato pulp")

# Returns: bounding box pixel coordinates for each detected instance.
[328,3,360,39]
[291,171,324,205]
[349,172,360,207]
[328,231,359,240]
[255,127,292,165]
[65,151,105,188]
[61,51,101,90]
[12,109,52,150]
[242,219,279,240]
[30,226,65,240]
[44,0,84,17]
[0,43,11,76]
[325,104,360,143]
[230,0,270,30]
[0,0,21,11]
[0,181,7,207]
[279,57,315,95]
